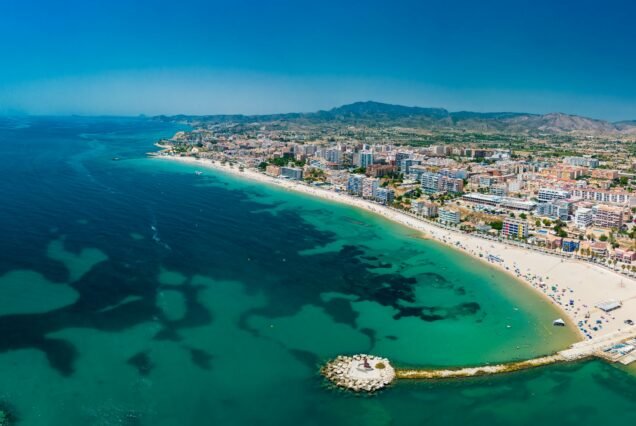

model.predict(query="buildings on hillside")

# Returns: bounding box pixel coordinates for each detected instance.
[563,156,600,168]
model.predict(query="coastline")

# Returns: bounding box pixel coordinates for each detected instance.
[156,154,636,343]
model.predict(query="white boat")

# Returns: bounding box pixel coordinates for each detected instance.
[195,171,203,175]
[553,318,566,327]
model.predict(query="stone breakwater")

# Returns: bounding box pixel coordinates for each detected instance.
[395,354,566,380]
[321,329,636,392]
[321,355,396,392]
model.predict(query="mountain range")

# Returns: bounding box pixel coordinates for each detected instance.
[158,101,636,135]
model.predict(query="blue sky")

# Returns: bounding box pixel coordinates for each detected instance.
[1,0,635,119]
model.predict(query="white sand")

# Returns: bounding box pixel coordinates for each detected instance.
[159,155,636,341]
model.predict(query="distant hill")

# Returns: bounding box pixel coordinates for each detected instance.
[156,101,636,135]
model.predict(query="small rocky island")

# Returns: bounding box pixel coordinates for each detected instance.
[321,354,396,392]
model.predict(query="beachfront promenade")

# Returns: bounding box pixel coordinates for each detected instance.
[393,206,636,280]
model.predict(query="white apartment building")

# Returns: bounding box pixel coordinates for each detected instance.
[574,207,594,229]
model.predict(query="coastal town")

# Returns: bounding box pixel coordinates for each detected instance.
[156,124,636,275]
[152,119,636,381]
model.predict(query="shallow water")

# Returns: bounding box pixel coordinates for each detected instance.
[0,117,633,425]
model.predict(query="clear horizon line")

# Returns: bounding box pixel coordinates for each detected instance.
[2,103,633,124]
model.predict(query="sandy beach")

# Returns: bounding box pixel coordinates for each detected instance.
[158,155,636,342]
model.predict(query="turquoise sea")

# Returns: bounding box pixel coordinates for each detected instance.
[0,117,634,425]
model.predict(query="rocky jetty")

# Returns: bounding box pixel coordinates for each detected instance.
[321,354,395,392]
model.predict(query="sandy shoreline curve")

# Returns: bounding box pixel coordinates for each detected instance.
[156,155,636,342]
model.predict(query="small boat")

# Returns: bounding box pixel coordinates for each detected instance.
[553,318,566,327]
[195,171,203,176]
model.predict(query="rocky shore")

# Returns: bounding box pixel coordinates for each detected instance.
[321,354,396,392]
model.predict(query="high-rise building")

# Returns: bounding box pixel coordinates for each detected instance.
[400,159,421,174]
[438,208,460,225]
[439,168,468,179]
[438,176,464,193]
[570,188,632,206]
[421,172,440,193]
[407,165,429,181]
[359,151,374,168]
[412,200,438,218]
[347,174,365,196]
[574,207,594,229]
[295,144,317,156]
[421,172,463,193]
[324,148,342,164]
[374,188,394,205]
[592,205,624,229]
[463,149,488,158]
[536,200,570,220]
[280,167,303,180]
[362,177,379,199]
[430,145,449,156]
[538,188,570,202]
[563,156,599,168]
[395,152,411,170]
[503,218,529,238]
[490,184,507,197]
[366,164,395,177]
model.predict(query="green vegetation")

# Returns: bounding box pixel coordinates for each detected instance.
[553,219,568,238]
[402,188,423,199]
[304,168,326,183]
[489,220,503,231]
[267,157,305,167]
